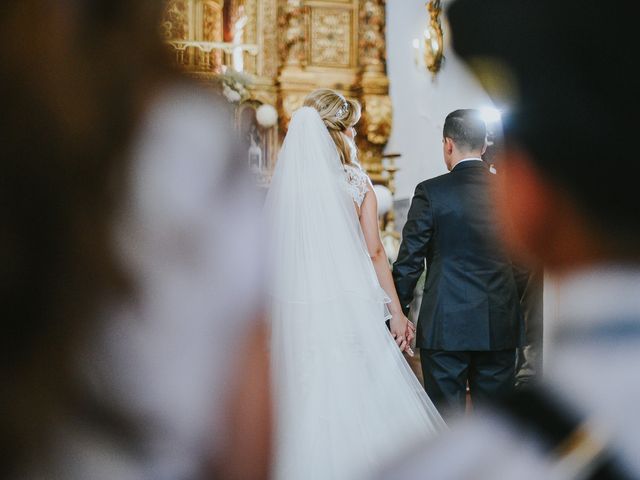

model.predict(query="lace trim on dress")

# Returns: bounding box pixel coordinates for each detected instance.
[344,164,370,207]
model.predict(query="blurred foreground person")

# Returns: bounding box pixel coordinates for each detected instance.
[1,2,269,479]
[377,0,638,478]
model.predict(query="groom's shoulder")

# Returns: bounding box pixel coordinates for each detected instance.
[420,171,454,190]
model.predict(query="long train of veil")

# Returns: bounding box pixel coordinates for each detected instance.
[265,107,444,480]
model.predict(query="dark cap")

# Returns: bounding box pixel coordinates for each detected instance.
[447,0,638,250]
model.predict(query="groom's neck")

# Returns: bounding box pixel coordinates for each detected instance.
[449,150,483,170]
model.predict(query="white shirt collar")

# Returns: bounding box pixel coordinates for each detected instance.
[457,157,483,164]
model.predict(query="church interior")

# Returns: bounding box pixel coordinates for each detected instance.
[161,0,546,380]
[9,0,636,478]
[162,0,497,200]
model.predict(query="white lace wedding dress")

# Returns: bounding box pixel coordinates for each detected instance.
[266,107,445,480]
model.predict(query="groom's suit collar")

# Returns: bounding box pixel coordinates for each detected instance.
[451,159,488,172]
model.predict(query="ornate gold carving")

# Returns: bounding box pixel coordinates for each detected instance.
[310,8,352,67]
[362,94,392,145]
[359,0,386,73]
[278,0,307,67]
[424,0,444,75]
[260,0,279,78]
[161,0,392,187]
[243,0,259,75]
[248,85,278,107]
[162,1,189,41]
[200,2,223,71]
[202,2,222,41]
[355,0,391,180]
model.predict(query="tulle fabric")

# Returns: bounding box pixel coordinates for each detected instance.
[266,107,445,480]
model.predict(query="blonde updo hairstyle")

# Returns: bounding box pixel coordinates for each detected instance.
[303,89,361,166]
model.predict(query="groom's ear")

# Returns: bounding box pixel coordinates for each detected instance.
[443,137,454,155]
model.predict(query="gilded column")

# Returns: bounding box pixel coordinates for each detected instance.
[162,1,190,65]
[278,0,307,69]
[247,0,279,107]
[276,0,309,129]
[358,0,392,185]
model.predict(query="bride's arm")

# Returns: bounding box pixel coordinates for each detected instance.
[359,188,414,351]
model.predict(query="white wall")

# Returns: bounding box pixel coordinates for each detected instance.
[385,0,495,200]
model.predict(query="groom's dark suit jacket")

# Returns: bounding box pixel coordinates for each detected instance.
[393,161,524,351]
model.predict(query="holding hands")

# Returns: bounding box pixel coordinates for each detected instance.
[389,313,416,357]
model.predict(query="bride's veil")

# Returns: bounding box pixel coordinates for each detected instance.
[265,106,388,306]
[265,106,444,479]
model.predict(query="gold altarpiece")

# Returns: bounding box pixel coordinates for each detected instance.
[162,0,395,191]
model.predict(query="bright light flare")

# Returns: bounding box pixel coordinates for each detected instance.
[479,107,503,125]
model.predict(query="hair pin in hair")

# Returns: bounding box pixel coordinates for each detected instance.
[336,102,349,120]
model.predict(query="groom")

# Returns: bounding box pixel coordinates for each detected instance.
[393,109,523,417]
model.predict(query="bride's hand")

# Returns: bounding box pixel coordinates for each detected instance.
[389,313,410,353]
[405,320,416,343]
[404,321,416,357]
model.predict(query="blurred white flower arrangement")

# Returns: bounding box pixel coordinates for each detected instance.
[217,68,251,104]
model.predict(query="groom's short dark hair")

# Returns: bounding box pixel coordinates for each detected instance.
[443,109,486,151]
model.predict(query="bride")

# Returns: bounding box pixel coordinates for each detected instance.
[266,89,445,480]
